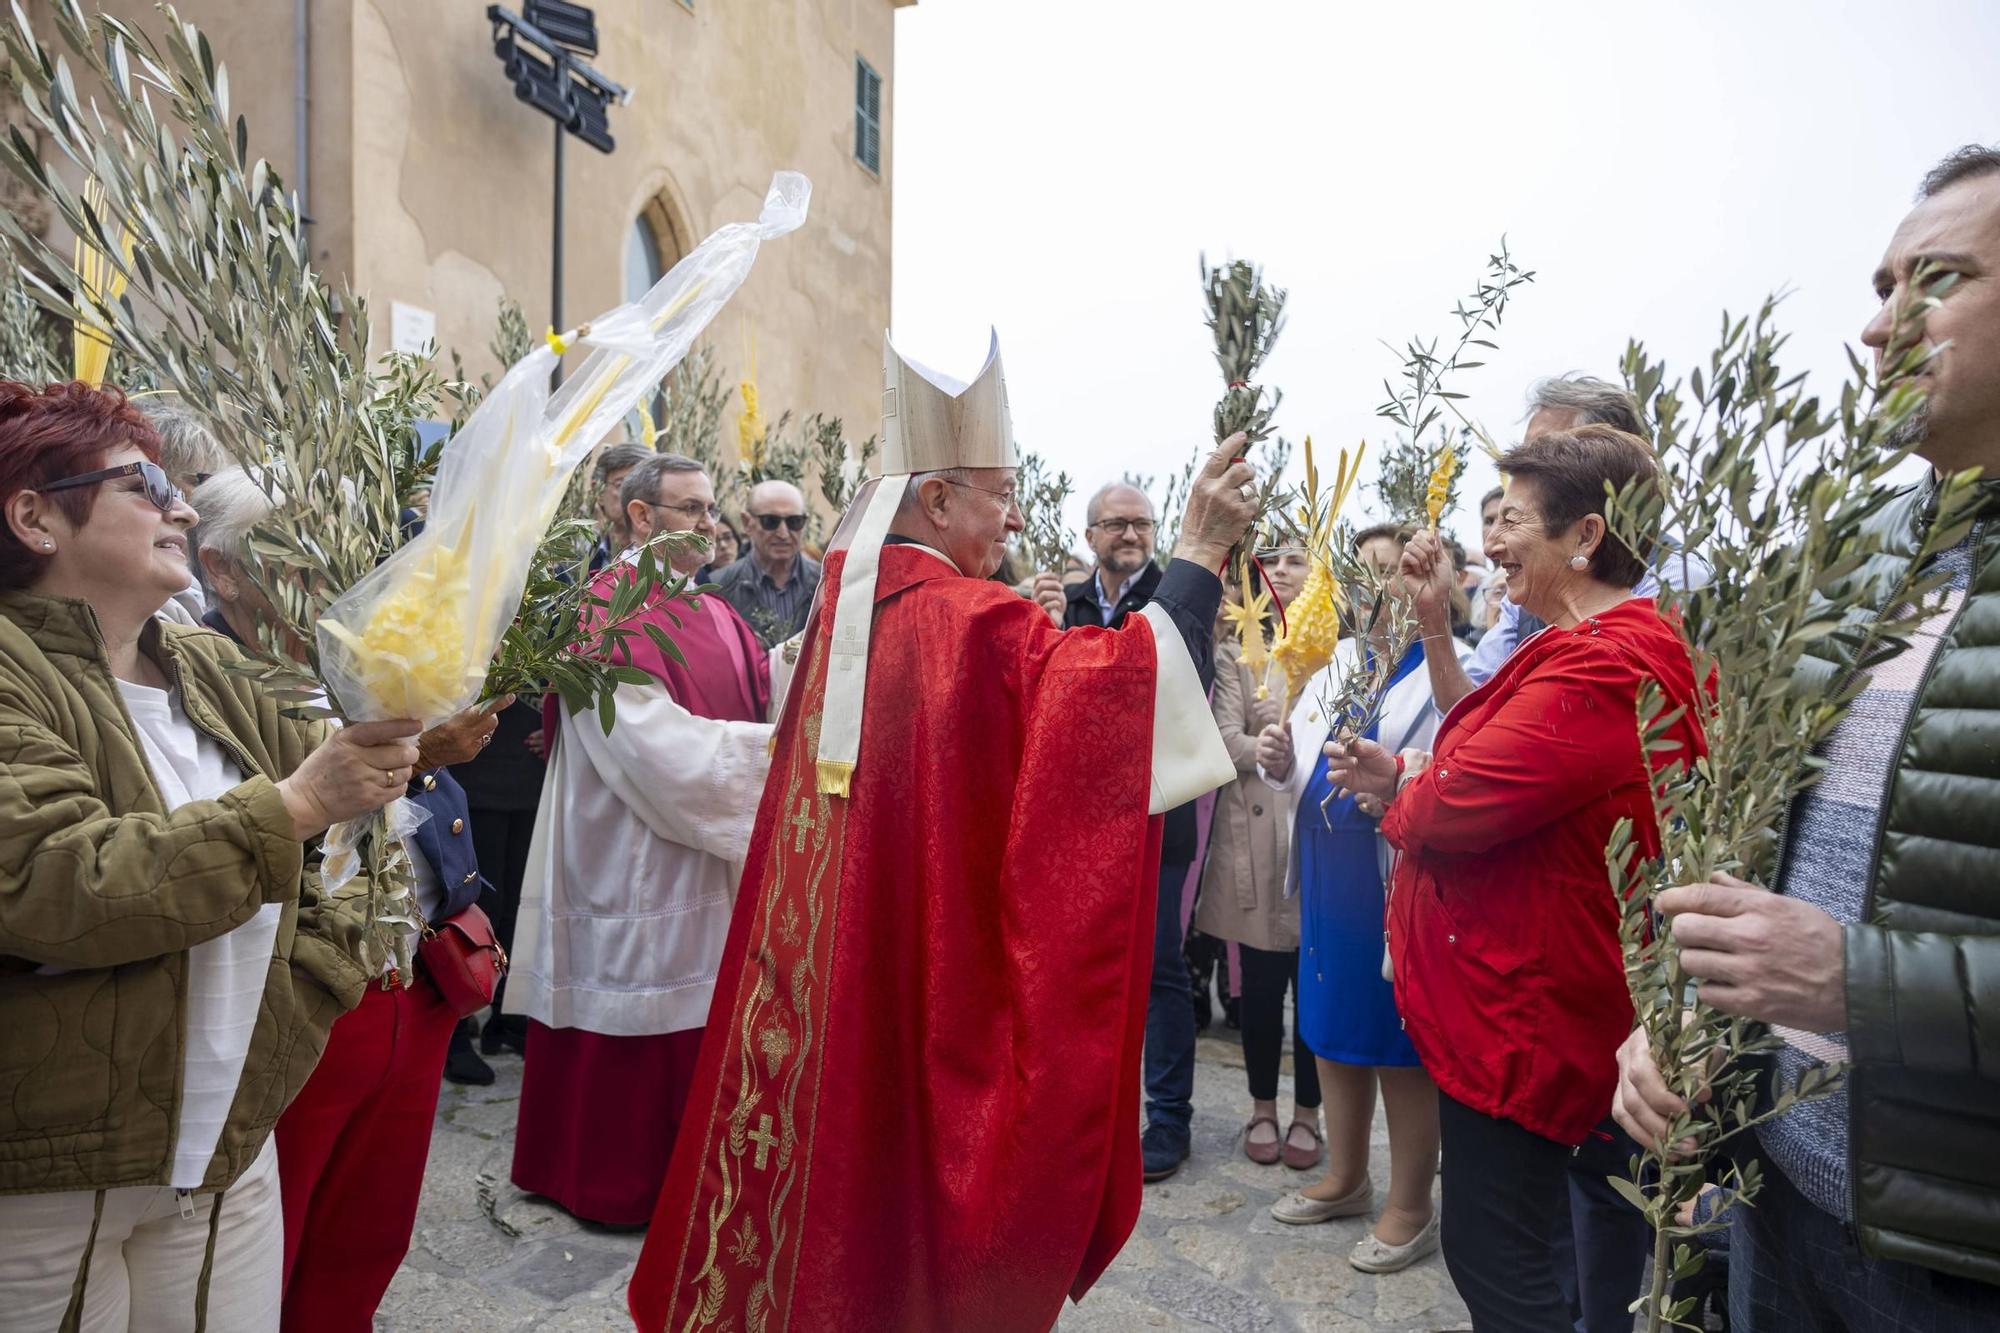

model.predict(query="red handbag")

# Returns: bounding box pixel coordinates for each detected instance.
[416,901,508,1019]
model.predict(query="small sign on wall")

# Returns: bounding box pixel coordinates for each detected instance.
[391,300,437,356]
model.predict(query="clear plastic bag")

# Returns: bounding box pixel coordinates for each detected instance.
[317,171,812,726]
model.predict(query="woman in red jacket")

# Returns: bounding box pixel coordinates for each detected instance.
[1327,424,1707,1331]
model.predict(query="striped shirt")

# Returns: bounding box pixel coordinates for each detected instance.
[1760,535,1974,1219]
[713,552,821,649]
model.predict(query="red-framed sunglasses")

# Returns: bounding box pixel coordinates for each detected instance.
[40,460,184,512]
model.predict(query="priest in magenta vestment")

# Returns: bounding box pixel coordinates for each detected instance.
[507,454,774,1226]
[628,332,1260,1331]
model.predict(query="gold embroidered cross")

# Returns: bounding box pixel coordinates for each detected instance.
[787,797,816,853]
[747,1113,779,1171]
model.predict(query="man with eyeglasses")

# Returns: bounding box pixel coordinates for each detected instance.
[507,452,776,1227]
[714,477,822,648]
[1066,482,1162,628]
[1062,479,1204,1182]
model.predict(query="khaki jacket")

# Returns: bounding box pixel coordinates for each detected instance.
[0,592,373,1196]
[1194,640,1296,952]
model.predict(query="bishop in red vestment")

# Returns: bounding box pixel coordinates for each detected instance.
[629,333,1258,1331]
[507,455,774,1226]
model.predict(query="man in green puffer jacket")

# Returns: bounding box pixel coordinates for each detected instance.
[1616,145,2000,1329]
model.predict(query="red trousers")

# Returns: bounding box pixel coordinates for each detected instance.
[275,976,457,1332]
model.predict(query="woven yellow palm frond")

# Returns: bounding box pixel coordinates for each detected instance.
[1269,436,1362,704]
[71,178,132,387]
[1270,555,1342,707]
[318,533,479,722]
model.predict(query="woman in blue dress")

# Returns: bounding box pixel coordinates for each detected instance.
[1257,524,1468,1274]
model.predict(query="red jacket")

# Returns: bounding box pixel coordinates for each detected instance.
[1380,600,1707,1145]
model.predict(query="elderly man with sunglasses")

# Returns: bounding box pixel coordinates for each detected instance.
[506,452,776,1227]
[713,477,821,648]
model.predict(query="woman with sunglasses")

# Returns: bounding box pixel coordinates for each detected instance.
[0,381,422,1330]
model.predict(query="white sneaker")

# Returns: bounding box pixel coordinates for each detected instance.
[1349,1210,1441,1273]
[1269,1180,1374,1225]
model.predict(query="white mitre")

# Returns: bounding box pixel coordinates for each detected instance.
[815,331,1017,797]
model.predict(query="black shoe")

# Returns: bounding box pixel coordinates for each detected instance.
[1141,1124,1190,1182]
[480,1014,527,1057]
[444,1029,496,1086]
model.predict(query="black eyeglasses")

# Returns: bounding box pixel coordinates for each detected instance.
[41,460,184,512]
[1091,517,1156,537]
[751,512,808,532]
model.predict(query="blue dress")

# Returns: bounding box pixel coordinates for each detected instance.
[1296,645,1425,1067]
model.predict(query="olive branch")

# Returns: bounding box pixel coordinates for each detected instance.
[1600,268,1980,1332]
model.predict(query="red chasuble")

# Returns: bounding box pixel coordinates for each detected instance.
[629,544,1163,1333]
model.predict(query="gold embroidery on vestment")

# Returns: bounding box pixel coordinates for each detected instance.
[677,697,846,1331]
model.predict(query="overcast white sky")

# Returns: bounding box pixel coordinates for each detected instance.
[887,0,2000,557]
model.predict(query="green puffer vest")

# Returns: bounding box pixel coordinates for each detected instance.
[0,592,374,1198]
[1790,475,2000,1287]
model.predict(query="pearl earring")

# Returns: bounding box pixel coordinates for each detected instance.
[1568,553,1589,571]
[41,540,53,551]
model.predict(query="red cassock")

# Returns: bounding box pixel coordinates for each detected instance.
[629,544,1165,1333]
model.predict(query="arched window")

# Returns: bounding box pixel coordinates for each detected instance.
[623,195,686,303]
[623,214,665,303]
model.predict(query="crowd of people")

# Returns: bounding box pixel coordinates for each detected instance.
[0,143,1994,1333]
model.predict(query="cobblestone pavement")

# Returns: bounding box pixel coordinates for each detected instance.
[377,1030,1470,1331]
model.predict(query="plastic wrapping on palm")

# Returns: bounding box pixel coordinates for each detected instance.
[317,172,811,727]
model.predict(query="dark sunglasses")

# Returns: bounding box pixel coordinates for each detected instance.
[41,460,184,512]
[751,512,807,532]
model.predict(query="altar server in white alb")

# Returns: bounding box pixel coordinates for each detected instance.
[505,451,775,1226]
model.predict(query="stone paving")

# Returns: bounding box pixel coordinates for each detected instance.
[377,1029,1470,1331]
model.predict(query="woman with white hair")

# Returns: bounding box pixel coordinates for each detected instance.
[192,466,504,1329]
[136,394,228,624]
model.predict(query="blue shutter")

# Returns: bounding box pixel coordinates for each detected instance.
[854,57,882,173]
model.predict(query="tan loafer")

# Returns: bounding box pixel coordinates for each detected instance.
[1349,1211,1441,1273]
[1269,1180,1374,1225]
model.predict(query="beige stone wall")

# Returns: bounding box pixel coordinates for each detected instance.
[73,0,906,450]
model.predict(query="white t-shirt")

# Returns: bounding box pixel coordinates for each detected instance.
[116,678,284,1189]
